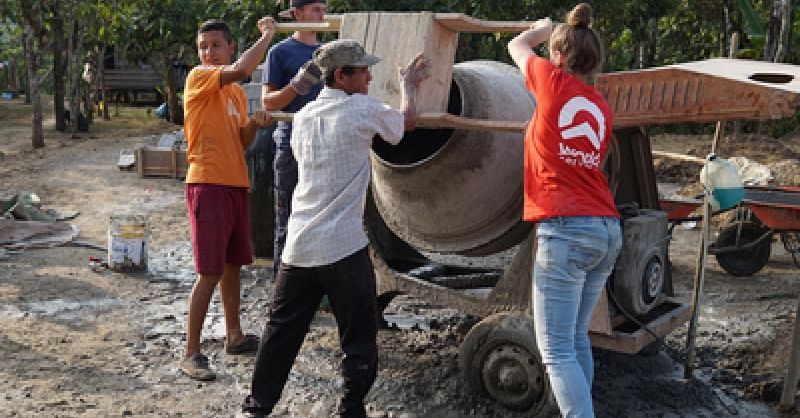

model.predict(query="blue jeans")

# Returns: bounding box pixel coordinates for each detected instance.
[533,216,621,418]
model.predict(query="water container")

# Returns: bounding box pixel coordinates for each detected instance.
[699,153,744,210]
[108,214,148,272]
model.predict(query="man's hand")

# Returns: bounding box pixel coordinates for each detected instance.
[258,17,276,36]
[289,60,323,96]
[398,53,430,88]
[251,110,272,128]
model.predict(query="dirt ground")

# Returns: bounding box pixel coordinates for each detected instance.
[3,97,800,417]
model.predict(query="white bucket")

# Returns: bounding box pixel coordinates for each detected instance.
[107,214,148,272]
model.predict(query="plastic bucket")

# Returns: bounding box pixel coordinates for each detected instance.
[108,214,148,272]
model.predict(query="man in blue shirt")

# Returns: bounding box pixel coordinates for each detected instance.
[262,0,326,274]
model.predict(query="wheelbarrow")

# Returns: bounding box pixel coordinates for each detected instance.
[660,186,800,276]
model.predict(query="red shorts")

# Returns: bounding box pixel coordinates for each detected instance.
[186,184,253,275]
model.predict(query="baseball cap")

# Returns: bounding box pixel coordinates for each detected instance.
[278,0,326,19]
[313,39,381,72]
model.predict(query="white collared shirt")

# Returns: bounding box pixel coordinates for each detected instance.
[282,87,405,267]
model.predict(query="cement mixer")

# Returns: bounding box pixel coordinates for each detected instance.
[363,60,675,416]
[260,12,800,416]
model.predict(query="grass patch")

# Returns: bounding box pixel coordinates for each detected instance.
[0,95,178,138]
[92,106,178,137]
[0,98,33,124]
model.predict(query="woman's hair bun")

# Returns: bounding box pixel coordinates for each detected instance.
[566,3,592,29]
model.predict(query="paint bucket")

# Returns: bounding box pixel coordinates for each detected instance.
[107,214,148,272]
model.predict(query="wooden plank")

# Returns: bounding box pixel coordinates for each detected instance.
[416,113,527,132]
[652,150,705,164]
[136,147,144,178]
[434,13,531,33]
[589,302,692,354]
[274,13,532,34]
[340,12,457,113]
[588,289,613,335]
[268,110,527,132]
[269,111,294,122]
[275,15,342,33]
[780,297,800,407]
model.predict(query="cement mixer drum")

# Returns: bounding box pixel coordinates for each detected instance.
[370,60,535,256]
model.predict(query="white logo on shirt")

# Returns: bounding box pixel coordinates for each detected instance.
[227,98,241,124]
[558,96,605,169]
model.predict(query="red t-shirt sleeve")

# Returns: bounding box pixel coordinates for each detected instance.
[525,54,557,97]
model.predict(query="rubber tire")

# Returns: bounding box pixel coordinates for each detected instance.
[714,222,772,277]
[459,312,558,417]
[611,247,666,316]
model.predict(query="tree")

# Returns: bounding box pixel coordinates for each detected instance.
[19,0,48,148]
[0,16,24,95]
[49,0,68,131]
[764,0,792,62]
[114,0,206,124]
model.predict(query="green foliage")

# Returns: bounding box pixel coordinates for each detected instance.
[737,0,765,35]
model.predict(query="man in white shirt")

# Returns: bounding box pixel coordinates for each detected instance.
[241,40,429,418]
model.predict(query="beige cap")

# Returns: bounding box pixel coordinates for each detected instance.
[313,39,381,72]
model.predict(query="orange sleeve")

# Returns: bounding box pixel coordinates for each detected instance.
[185,66,221,106]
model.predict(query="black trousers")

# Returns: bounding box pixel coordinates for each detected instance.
[248,247,378,418]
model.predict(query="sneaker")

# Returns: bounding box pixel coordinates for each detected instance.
[225,334,260,355]
[180,353,215,381]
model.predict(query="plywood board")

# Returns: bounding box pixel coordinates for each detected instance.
[340,12,457,113]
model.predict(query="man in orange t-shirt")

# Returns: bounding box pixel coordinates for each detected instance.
[180,18,275,381]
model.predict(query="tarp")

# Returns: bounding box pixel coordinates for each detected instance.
[0,219,80,250]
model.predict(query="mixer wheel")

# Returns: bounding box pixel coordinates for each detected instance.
[459,313,557,417]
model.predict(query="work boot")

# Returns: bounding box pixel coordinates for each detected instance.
[180,352,215,381]
[239,395,270,418]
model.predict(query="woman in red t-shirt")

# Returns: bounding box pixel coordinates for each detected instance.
[508,4,622,418]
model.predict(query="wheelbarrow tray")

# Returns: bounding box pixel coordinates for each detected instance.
[659,198,702,221]
[743,186,800,231]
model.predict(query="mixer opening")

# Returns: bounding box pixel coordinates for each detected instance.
[371,80,463,167]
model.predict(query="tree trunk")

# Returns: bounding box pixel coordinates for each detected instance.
[774,0,791,63]
[164,55,181,125]
[52,0,67,132]
[643,18,658,68]
[99,44,110,120]
[629,41,640,70]
[67,20,82,133]
[82,49,94,126]
[21,30,31,105]
[9,57,20,93]
[23,20,43,149]
[764,0,783,61]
